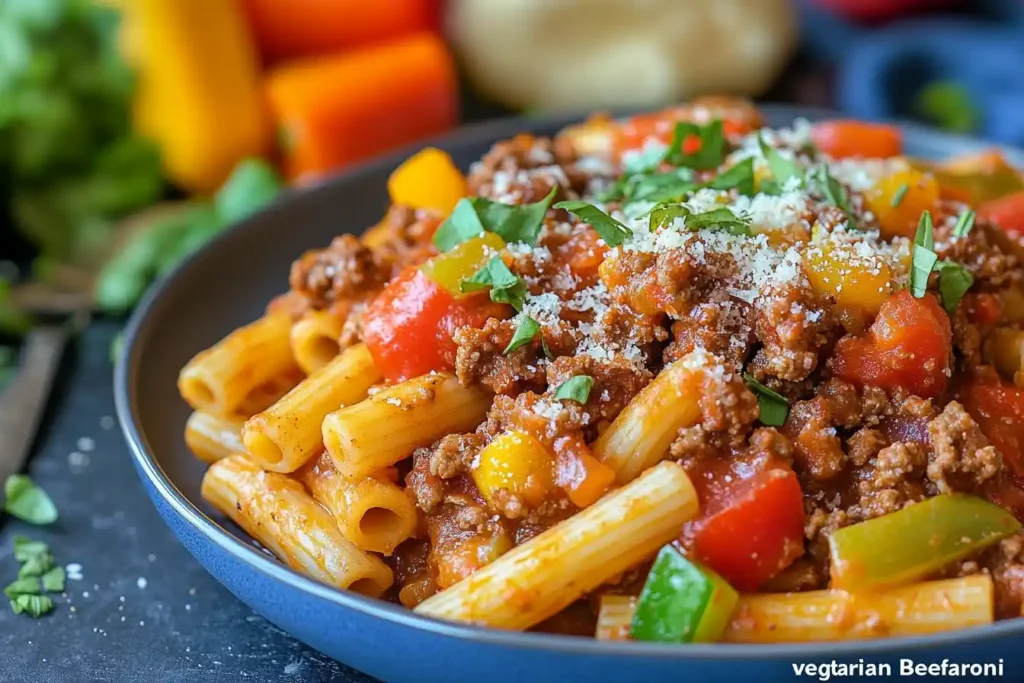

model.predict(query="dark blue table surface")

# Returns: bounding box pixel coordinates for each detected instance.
[0,321,377,683]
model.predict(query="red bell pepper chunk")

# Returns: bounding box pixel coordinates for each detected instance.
[362,267,506,382]
[811,120,902,159]
[832,291,952,399]
[979,190,1024,238]
[686,467,805,591]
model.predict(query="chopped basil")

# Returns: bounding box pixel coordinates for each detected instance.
[623,145,668,175]
[434,188,556,251]
[4,475,58,525]
[936,261,975,316]
[813,165,857,230]
[541,336,555,361]
[18,552,53,580]
[684,207,752,236]
[554,200,632,247]
[665,120,725,171]
[4,577,40,599]
[461,256,527,311]
[41,566,65,593]
[706,158,756,197]
[758,134,803,189]
[13,537,49,563]
[10,593,53,618]
[911,211,938,298]
[504,315,540,354]
[432,198,485,251]
[953,209,976,239]
[890,183,909,208]
[553,375,594,403]
[743,374,789,427]
[627,169,697,204]
[648,202,689,231]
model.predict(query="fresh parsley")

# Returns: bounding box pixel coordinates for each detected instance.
[953,209,976,239]
[4,475,58,525]
[554,201,633,247]
[743,374,789,427]
[665,120,726,170]
[553,375,594,403]
[461,256,527,311]
[504,316,541,354]
[758,134,803,190]
[890,183,909,208]
[434,189,556,251]
[936,261,975,315]
[910,211,938,298]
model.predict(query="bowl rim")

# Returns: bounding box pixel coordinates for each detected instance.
[115,104,1024,660]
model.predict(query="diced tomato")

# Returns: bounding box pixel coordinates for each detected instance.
[979,190,1024,238]
[960,380,1024,479]
[613,104,756,156]
[811,120,902,159]
[362,267,508,382]
[832,291,953,398]
[964,292,1004,328]
[685,467,805,591]
[555,229,608,281]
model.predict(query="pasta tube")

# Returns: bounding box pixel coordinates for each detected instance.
[595,595,637,642]
[297,454,418,556]
[725,575,993,643]
[414,461,699,630]
[242,343,380,473]
[290,308,344,375]
[178,313,303,421]
[592,351,708,483]
[184,411,245,463]
[202,455,393,597]
[323,373,490,480]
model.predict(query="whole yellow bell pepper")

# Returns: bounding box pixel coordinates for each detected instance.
[124,0,271,193]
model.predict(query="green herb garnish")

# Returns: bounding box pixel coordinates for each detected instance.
[758,134,803,190]
[743,374,789,427]
[814,165,858,230]
[890,183,909,208]
[434,188,557,251]
[7,537,63,618]
[461,256,527,311]
[555,201,633,247]
[627,170,698,205]
[433,199,485,251]
[665,120,725,171]
[953,209,976,239]
[504,316,541,354]
[705,158,756,197]
[4,475,58,525]
[684,207,752,236]
[553,375,594,403]
[4,577,41,599]
[10,594,53,618]
[41,566,65,593]
[911,211,938,298]
[936,261,974,316]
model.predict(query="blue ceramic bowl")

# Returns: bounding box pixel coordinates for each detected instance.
[115,106,1024,683]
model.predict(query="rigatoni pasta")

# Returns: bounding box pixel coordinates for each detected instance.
[290,308,345,374]
[242,343,380,473]
[202,455,393,597]
[184,411,245,463]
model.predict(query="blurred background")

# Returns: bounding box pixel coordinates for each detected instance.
[2,0,1024,381]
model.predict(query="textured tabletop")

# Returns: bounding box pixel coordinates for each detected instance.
[0,321,377,683]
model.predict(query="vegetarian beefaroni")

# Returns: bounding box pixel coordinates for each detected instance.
[181,98,1024,644]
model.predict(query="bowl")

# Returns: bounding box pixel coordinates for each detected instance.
[115,105,1024,683]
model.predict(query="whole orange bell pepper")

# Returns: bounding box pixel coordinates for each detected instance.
[265,32,458,184]
[241,0,441,62]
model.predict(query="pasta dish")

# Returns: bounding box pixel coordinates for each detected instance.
[178,98,1024,644]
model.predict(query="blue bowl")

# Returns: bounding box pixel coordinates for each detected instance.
[115,106,1024,683]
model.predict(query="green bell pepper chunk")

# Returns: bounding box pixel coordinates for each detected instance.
[630,545,739,643]
[829,494,1020,592]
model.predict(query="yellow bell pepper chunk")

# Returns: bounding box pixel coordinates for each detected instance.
[866,168,939,240]
[472,430,555,508]
[805,235,899,317]
[420,233,506,297]
[387,147,468,215]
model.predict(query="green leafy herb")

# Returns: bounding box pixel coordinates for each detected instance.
[665,120,725,171]
[41,566,65,593]
[541,336,555,361]
[13,537,49,563]
[705,158,756,196]
[10,593,53,618]
[953,210,976,239]
[554,201,632,247]
[461,257,527,311]
[627,170,697,205]
[890,183,909,208]
[553,375,594,404]
[936,261,975,316]
[433,198,485,251]
[758,135,803,189]
[213,158,284,226]
[644,202,686,231]
[814,165,858,230]
[504,316,541,354]
[911,212,938,298]
[684,208,752,236]
[18,552,53,580]
[434,189,556,251]
[623,145,669,175]
[4,577,40,599]
[743,374,789,427]
[4,475,58,525]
